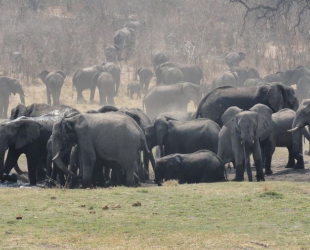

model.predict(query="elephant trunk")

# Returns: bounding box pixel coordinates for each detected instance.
[82,165,93,188]
[19,88,25,104]
[243,141,253,182]
[52,151,75,177]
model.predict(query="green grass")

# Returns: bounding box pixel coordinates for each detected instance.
[1,182,310,249]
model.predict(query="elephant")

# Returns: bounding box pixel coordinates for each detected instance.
[137,68,152,93]
[212,71,238,89]
[151,49,169,70]
[145,117,220,157]
[261,109,305,174]
[196,83,299,127]
[143,81,202,121]
[282,66,310,86]
[127,81,141,99]
[156,61,203,85]
[224,51,246,68]
[155,66,183,85]
[113,27,136,61]
[10,103,79,120]
[243,78,266,87]
[230,66,260,86]
[263,71,283,83]
[101,62,121,95]
[0,76,25,118]
[218,104,274,181]
[104,44,117,62]
[124,19,146,32]
[72,65,103,102]
[154,150,226,186]
[156,111,196,121]
[38,70,66,106]
[0,115,60,185]
[295,75,310,102]
[201,82,212,97]
[52,112,155,188]
[92,72,115,105]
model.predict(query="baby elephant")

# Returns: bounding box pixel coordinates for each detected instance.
[155,150,226,186]
[127,81,141,99]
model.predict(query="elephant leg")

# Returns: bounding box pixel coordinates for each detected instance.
[79,149,96,188]
[89,86,96,103]
[26,154,38,185]
[286,145,296,168]
[125,164,136,187]
[262,139,275,175]
[76,89,84,102]
[232,140,245,181]
[46,88,51,105]
[292,130,305,169]
[253,140,265,181]
[2,95,9,119]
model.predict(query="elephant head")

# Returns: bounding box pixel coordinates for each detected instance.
[181,82,202,107]
[221,104,273,181]
[290,99,310,131]
[10,78,25,104]
[10,103,28,120]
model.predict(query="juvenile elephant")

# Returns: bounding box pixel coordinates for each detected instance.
[263,71,283,83]
[218,104,274,181]
[101,62,121,94]
[127,81,141,99]
[52,113,155,188]
[230,66,260,86]
[212,71,238,88]
[0,76,25,118]
[137,68,152,93]
[113,27,136,61]
[38,70,66,106]
[72,65,103,102]
[156,61,203,85]
[143,81,202,120]
[93,72,115,105]
[154,150,226,185]
[224,51,246,68]
[155,66,183,85]
[151,49,169,70]
[104,44,117,62]
[145,117,220,157]
[196,83,299,126]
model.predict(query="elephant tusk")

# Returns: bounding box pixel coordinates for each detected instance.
[288,127,300,133]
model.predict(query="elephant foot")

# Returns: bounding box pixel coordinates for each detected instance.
[2,173,17,182]
[294,163,305,170]
[285,163,295,169]
[265,169,273,175]
[232,177,243,182]
[77,99,86,104]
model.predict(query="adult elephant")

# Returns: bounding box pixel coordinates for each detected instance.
[212,71,238,88]
[0,115,59,185]
[104,44,117,62]
[145,117,220,157]
[230,66,260,86]
[264,71,283,83]
[0,76,25,118]
[52,113,155,188]
[151,49,169,70]
[156,62,203,85]
[92,72,115,105]
[101,62,121,95]
[38,70,66,106]
[113,27,136,61]
[196,83,299,127]
[282,66,310,86]
[143,82,202,121]
[224,51,246,68]
[295,76,310,102]
[154,150,226,186]
[218,104,273,181]
[137,68,152,93]
[72,65,103,103]
[155,66,183,85]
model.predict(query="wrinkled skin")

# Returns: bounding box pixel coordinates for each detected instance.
[101,62,121,95]
[145,117,220,157]
[38,70,66,106]
[151,49,169,70]
[93,72,115,105]
[196,83,299,126]
[127,81,141,99]
[218,104,274,181]
[155,150,226,185]
[224,51,246,68]
[137,68,152,93]
[113,27,136,61]
[52,113,155,188]
[0,76,25,118]
[143,82,202,121]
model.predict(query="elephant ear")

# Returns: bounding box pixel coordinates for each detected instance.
[123,111,142,128]
[15,120,41,149]
[38,70,50,83]
[10,103,27,120]
[137,68,142,74]
[56,71,66,80]
[267,83,284,112]
[221,106,243,133]
[250,104,273,141]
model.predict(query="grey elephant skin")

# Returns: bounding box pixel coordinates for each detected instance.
[263,71,283,83]
[145,117,220,157]
[155,66,183,85]
[212,71,238,89]
[155,150,226,185]
[295,75,310,102]
[230,66,260,86]
[124,19,146,32]
[218,104,274,181]
[39,70,66,106]
[244,78,266,87]
[143,82,202,121]
[113,27,136,61]
[0,115,60,185]
[156,61,203,85]
[52,113,155,188]
[72,65,103,102]
[0,76,25,118]
[93,72,115,105]
[224,51,246,68]
[127,81,141,99]
[151,49,169,70]
[101,62,121,95]
[104,44,117,62]
[137,68,152,93]
[196,83,299,127]
[282,66,310,86]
